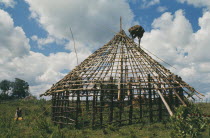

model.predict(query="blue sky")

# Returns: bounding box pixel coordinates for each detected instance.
[0,0,67,55]
[0,0,210,99]
[129,0,203,31]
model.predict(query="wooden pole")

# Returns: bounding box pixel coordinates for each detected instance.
[52,93,56,124]
[109,77,114,124]
[61,92,64,128]
[152,77,174,116]
[119,43,124,125]
[154,85,173,116]
[138,76,143,119]
[120,16,122,31]
[66,91,70,124]
[129,78,133,125]
[169,76,174,110]
[76,91,80,128]
[148,74,153,122]
[158,83,162,121]
[174,91,186,106]
[55,93,58,125]
[86,90,89,111]
[92,90,96,128]
[100,84,104,127]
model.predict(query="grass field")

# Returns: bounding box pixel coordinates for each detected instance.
[0,99,210,138]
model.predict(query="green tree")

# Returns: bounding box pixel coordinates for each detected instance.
[12,78,30,98]
[0,80,12,96]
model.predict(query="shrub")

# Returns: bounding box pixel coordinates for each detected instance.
[170,103,209,138]
[33,117,53,137]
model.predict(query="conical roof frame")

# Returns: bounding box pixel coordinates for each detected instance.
[42,29,203,99]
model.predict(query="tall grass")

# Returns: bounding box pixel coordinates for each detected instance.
[0,99,209,137]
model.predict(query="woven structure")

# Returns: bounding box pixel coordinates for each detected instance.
[42,28,203,128]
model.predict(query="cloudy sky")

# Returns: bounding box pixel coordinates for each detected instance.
[0,0,210,99]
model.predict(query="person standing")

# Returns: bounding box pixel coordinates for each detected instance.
[15,107,23,121]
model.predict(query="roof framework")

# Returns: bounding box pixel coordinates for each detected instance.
[43,29,203,128]
[44,30,202,99]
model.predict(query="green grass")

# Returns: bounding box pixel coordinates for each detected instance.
[0,100,209,138]
[196,103,210,115]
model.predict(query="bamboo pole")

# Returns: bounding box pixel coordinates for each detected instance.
[129,78,133,125]
[154,85,173,116]
[158,83,162,121]
[75,91,80,128]
[109,77,114,124]
[92,90,96,128]
[148,74,153,122]
[100,84,104,127]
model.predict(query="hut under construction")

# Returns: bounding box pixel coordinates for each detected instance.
[41,24,204,128]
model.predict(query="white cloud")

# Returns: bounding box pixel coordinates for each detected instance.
[198,62,210,72]
[36,69,65,84]
[177,0,210,10]
[141,0,160,8]
[142,10,210,96]
[0,9,91,96]
[0,0,16,8]
[189,12,210,62]
[0,50,91,96]
[204,92,210,100]
[25,0,135,51]
[142,10,193,65]
[31,35,55,49]
[30,84,51,98]
[1,0,135,97]
[1,0,136,97]
[157,6,168,12]
[0,9,30,64]
[31,35,66,49]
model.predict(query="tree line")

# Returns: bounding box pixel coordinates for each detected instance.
[0,78,31,100]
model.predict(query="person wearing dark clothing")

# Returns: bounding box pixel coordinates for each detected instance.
[15,107,23,121]
[128,25,145,40]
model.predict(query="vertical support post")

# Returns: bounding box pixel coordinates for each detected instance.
[58,93,61,125]
[119,93,122,126]
[175,90,179,107]
[86,90,89,111]
[179,87,185,104]
[148,74,153,122]
[63,91,66,124]
[100,83,104,128]
[66,90,70,124]
[169,76,174,110]
[58,92,61,124]
[78,91,81,112]
[60,92,64,128]
[54,93,58,125]
[179,88,184,100]
[118,45,124,125]
[158,83,162,121]
[129,78,133,125]
[153,87,156,105]
[139,77,143,119]
[75,91,79,128]
[109,77,114,124]
[92,90,96,128]
[52,93,55,123]
[95,91,98,114]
